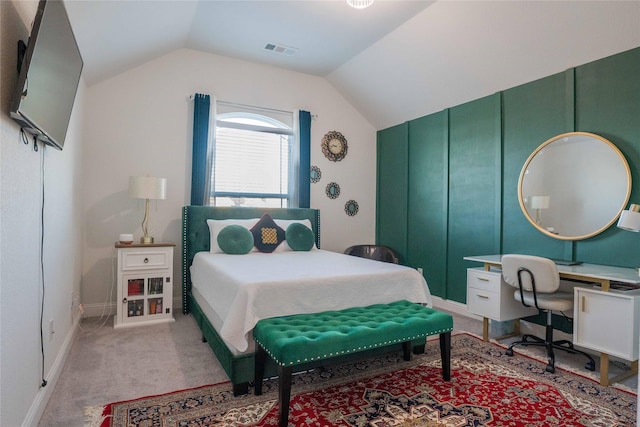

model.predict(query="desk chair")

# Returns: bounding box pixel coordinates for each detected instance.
[501,254,595,373]
[344,245,399,264]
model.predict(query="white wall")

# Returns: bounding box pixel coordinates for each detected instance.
[0,1,85,425]
[81,48,377,311]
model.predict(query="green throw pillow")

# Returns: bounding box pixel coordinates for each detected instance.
[217,225,254,254]
[285,222,315,251]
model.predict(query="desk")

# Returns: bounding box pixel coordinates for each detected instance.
[464,255,640,386]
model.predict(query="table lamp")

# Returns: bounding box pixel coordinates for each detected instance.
[530,196,550,225]
[129,176,167,244]
[617,204,640,232]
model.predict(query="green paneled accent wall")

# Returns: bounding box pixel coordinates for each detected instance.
[377,123,409,263]
[447,94,502,303]
[501,71,571,258]
[574,48,640,267]
[407,112,448,298]
[377,47,640,304]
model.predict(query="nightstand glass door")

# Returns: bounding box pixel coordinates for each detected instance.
[122,271,170,323]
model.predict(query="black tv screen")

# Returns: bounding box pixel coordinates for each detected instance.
[10,0,83,150]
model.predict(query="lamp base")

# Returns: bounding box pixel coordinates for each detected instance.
[140,236,154,244]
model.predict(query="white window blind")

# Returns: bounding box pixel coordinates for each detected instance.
[210,104,295,208]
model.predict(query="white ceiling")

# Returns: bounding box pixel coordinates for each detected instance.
[64,0,640,129]
[65,0,432,85]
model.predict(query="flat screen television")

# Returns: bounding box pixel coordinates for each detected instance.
[10,0,83,151]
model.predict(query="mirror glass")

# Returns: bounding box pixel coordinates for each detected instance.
[518,132,631,240]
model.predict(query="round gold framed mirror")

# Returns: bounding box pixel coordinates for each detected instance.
[518,132,631,240]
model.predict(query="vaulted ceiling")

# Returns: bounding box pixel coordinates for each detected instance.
[64,0,640,129]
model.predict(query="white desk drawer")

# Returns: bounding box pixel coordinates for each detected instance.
[468,287,500,319]
[467,267,538,321]
[467,268,500,292]
[122,250,170,270]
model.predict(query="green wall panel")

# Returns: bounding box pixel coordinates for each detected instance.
[574,48,640,267]
[501,71,571,258]
[407,112,448,298]
[447,94,501,303]
[376,123,409,262]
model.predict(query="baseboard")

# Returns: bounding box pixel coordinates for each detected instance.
[22,316,80,427]
[81,301,116,319]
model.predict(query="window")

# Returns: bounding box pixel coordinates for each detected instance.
[209,102,296,207]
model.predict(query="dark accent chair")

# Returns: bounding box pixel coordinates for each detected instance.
[344,245,399,264]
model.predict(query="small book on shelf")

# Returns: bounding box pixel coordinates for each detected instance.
[128,279,144,296]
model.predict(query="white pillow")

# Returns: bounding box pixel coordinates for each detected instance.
[207,218,259,253]
[273,219,317,251]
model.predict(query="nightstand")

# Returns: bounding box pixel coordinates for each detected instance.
[114,242,176,328]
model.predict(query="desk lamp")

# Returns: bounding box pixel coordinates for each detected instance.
[530,196,550,225]
[617,204,640,232]
[129,176,167,244]
[617,203,640,275]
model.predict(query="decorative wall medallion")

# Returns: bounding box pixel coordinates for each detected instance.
[310,166,321,183]
[325,182,340,199]
[345,200,359,216]
[321,131,348,162]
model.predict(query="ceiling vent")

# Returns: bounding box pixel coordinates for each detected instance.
[264,43,298,56]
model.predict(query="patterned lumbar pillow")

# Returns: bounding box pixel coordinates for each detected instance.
[285,222,315,251]
[250,213,285,253]
[217,225,255,255]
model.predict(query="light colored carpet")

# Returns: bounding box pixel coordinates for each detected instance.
[38,314,225,427]
[37,309,637,426]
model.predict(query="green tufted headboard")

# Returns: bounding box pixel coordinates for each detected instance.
[182,206,321,314]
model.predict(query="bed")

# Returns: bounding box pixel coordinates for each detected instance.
[182,206,432,394]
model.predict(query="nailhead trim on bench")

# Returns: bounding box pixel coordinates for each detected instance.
[256,327,453,366]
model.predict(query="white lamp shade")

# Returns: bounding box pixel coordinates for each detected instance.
[617,204,640,232]
[129,176,167,200]
[531,196,550,209]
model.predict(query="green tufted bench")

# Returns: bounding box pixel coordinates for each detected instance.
[254,300,453,427]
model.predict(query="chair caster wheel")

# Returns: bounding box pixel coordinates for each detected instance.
[585,361,595,371]
[505,348,513,356]
[545,363,555,373]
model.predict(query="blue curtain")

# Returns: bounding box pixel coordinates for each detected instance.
[298,110,311,208]
[191,94,210,205]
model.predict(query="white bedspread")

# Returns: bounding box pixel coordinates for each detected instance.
[190,249,432,352]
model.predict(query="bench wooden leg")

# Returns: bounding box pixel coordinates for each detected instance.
[254,344,266,396]
[278,366,293,427]
[402,341,412,361]
[440,331,451,381]
[233,382,249,396]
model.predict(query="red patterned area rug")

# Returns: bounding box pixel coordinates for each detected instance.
[87,333,635,426]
